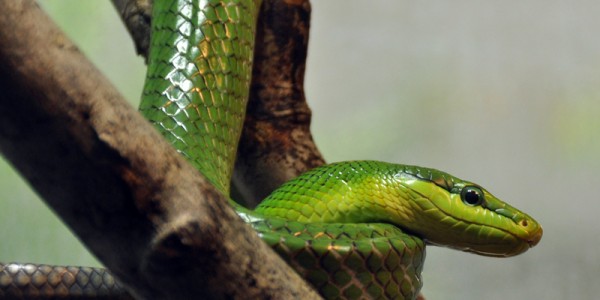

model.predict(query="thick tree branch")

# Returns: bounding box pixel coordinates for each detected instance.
[0,1,320,299]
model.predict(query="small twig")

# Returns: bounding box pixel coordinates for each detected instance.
[111,0,152,59]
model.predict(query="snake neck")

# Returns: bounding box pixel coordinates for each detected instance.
[138,0,262,195]
[254,161,422,224]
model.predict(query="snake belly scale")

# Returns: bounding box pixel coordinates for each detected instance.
[0,1,542,299]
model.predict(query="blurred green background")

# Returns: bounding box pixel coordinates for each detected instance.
[1,1,599,299]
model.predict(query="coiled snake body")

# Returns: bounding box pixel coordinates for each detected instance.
[0,1,542,299]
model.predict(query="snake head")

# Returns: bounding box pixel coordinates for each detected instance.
[399,176,543,257]
[256,161,542,257]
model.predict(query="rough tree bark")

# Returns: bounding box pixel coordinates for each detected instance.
[0,0,323,299]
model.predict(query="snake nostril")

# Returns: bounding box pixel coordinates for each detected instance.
[520,219,528,227]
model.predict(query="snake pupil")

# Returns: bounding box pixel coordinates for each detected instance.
[461,187,484,206]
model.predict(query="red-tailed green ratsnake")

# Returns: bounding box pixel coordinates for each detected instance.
[0,1,542,299]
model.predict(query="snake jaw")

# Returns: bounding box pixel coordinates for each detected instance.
[398,178,542,257]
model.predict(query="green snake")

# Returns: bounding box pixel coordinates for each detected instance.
[0,0,542,299]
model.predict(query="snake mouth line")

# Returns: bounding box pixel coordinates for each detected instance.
[526,226,543,247]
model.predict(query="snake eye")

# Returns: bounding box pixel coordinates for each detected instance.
[461,186,484,206]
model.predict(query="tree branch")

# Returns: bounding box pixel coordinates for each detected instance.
[0,1,319,299]
[234,0,326,206]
